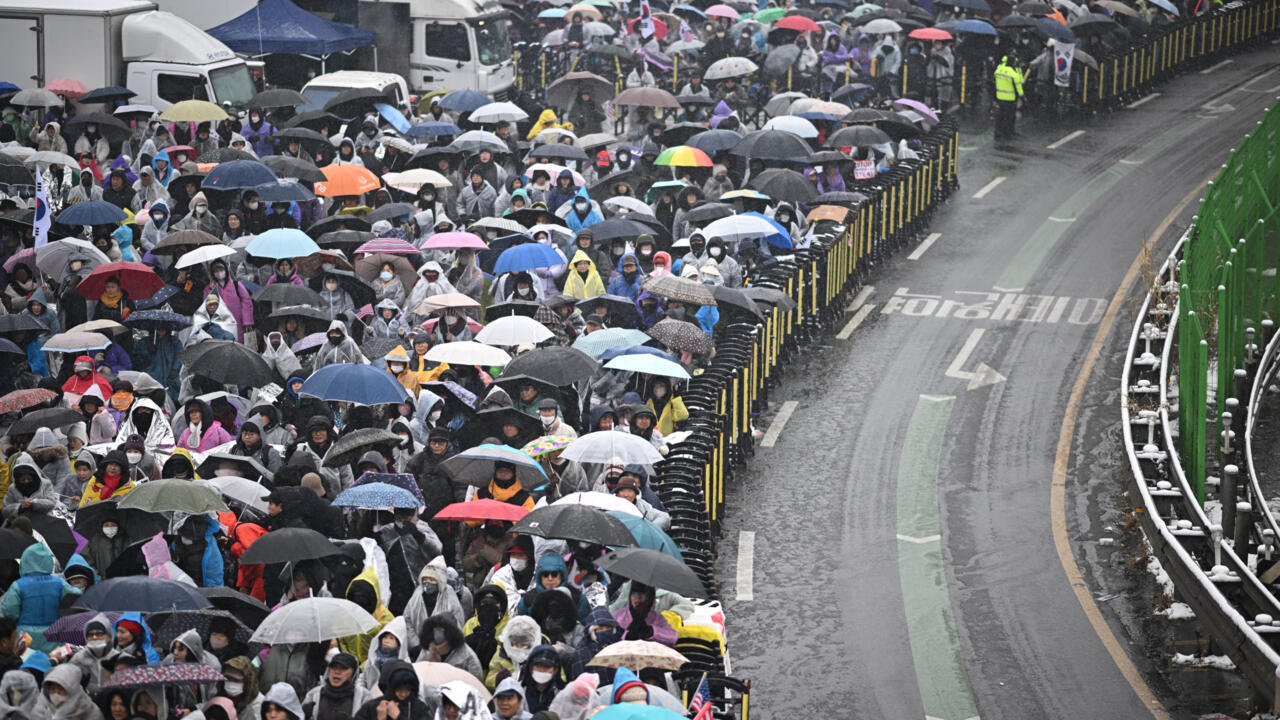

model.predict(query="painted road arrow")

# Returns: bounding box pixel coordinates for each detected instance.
[944,328,1006,391]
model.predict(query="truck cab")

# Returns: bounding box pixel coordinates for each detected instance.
[122,10,256,109]
[407,0,515,100]
[300,71,410,113]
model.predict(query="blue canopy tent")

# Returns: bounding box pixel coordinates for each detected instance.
[208,0,377,71]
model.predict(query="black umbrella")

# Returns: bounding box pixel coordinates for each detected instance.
[196,147,259,164]
[490,374,561,404]
[762,44,803,78]
[683,202,735,226]
[200,587,273,625]
[1017,1,1054,12]
[512,504,636,546]
[749,168,817,203]
[588,169,639,201]
[323,87,389,119]
[268,304,328,324]
[308,214,372,238]
[528,144,590,163]
[408,146,463,170]
[0,338,23,356]
[826,125,891,148]
[657,123,708,147]
[685,129,743,154]
[483,299,542,322]
[365,202,418,224]
[76,576,212,612]
[1035,16,1078,41]
[807,150,852,166]
[0,314,45,335]
[502,346,599,386]
[250,88,309,109]
[72,500,166,542]
[263,155,326,183]
[843,107,892,124]
[7,407,83,435]
[595,547,707,597]
[588,218,655,244]
[1069,11,1117,33]
[323,427,403,467]
[457,408,543,449]
[151,609,257,650]
[731,129,811,160]
[576,294,641,326]
[505,207,566,229]
[274,126,330,145]
[254,283,324,306]
[194,453,274,482]
[997,13,1037,27]
[815,190,870,205]
[63,112,132,142]
[0,157,36,190]
[318,268,375,309]
[712,286,765,320]
[27,514,77,565]
[742,286,798,311]
[283,110,342,130]
[255,179,315,203]
[0,528,36,559]
[185,341,279,385]
[79,86,136,104]
[239,527,341,565]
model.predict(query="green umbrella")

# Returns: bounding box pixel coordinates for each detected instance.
[118,479,229,514]
[755,7,786,23]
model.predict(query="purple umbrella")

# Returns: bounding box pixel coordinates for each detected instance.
[291,332,327,353]
[891,98,939,124]
[45,611,123,645]
[102,662,225,689]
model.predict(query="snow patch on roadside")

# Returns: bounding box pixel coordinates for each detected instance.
[1172,652,1236,670]
[1157,602,1196,620]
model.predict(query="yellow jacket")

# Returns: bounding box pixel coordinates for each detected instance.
[994,57,1024,101]
[385,345,422,392]
[526,109,573,141]
[563,250,607,300]
[339,566,394,664]
[648,396,689,436]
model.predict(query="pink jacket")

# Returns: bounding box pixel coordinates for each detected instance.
[612,606,678,646]
[176,420,234,452]
[204,280,255,341]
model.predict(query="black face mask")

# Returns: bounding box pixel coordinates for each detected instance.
[327,334,343,346]
[477,604,501,627]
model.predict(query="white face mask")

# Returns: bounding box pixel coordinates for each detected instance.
[509,557,528,572]
[505,643,532,664]
[429,409,442,422]
[213,270,227,281]
[224,681,244,697]
[390,364,405,374]
[380,271,393,282]
[209,636,227,650]
[47,693,67,708]
[102,526,119,538]
[126,451,142,465]
[194,205,207,215]
[540,414,556,427]
[709,247,722,258]
[87,640,108,654]
[247,201,260,211]
[531,670,554,684]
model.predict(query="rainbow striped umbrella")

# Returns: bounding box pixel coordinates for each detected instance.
[355,237,420,256]
[522,435,577,458]
[654,145,712,168]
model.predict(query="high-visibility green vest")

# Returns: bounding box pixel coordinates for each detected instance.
[994,60,1023,102]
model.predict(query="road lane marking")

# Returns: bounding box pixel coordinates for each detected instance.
[1201,59,1234,74]
[1048,216,1076,223]
[897,394,978,720]
[735,531,755,602]
[1050,178,1212,719]
[1047,129,1085,150]
[972,176,1006,199]
[1127,93,1161,109]
[994,114,1212,291]
[759,400,798,448]
[944,328,1006,391]
[848,284,875,312]
[836,304,876,340]
[908,233,943,261]
[880,287,1104,325]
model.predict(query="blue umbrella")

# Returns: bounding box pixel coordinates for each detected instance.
[571,328,653,358]
[134,284,179,311]
[0,338,23,356]
[945,18,999,35]
[75,577,212,612]
[405,121,462,138]
[1035,16,1077,42]
[1147,0,1179,14]
[741,211,793,249]
[493,243,564,274]
[353,471,426,507]
[246,228,321,259]
[0,82,19,96]
[607,510,684,560]
[598,344,680,364]
[299,363,410,405]
[123,309,191,331]
[439,89,492,112]
[55,201,127,226]
[333,482,420,510]
[604,353,691,379]
[254,179,315,203]
[203,160,279,190]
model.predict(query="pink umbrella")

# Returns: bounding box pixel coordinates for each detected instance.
[525,163,585,186]
[422,232,488,251]
[356,237,421,256]
[45,78,88,99]
[421,316,484,333]
[892,99,939,124]
[706,4,740,18]
[3,247,36,274]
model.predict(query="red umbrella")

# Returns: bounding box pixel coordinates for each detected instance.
[433,499,530,522]
[0,388,57,414]
[76,261,165,300]
[909,27,954,40]
[627,16,668,39]
[355,237,421,256]
[161,145,197,162]
[774,15,821,31]
[45,78,87,99]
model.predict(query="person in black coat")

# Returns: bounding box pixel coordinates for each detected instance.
[353,660,434,719]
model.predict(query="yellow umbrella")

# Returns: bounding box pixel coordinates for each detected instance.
[566,3,604,19]
[417,89,454,113]
[159,100,229,123]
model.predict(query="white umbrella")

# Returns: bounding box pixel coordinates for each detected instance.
[207,475,271,513]
[43,331,111,353]
[449,130,508,153]
[604,354,692,379]
[380,136,414,154]
[762,115,818,139]
[583,20,616,37]
[526,223,575,246]
[35,238,109,276]
[24,150,79,167]
[471,217,527,235]
[534,127,578,144]
[469,101,529,124]
[562,430,665,466]
[603,196,651,214]
[250,598,379,644]
[174,244,236,270]
[426,340,512,366]
[475,315,555,346]
[862,18,903,33]
[383,169,453,192]
[412,292,481,316]
[552,491,642,516]
[764,91,808,117]
[67,319,127,336]
[700,213,783,242]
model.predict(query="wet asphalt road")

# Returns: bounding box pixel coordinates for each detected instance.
[717,46,1280,719]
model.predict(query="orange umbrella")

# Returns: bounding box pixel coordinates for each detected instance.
[313,164,382,197]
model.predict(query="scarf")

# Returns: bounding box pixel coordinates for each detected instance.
[316,679,356,720]
[99,289,123,308]
[99,469,123,499]
[186,421,203,450]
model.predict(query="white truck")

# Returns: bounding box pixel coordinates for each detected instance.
[0,0,257,109]
[407,0,516,100]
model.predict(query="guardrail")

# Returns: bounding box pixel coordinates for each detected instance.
[1122,99,1280,708]
[651,114,960,719]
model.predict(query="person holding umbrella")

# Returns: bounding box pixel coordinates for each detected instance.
[475,461,536,512]
[612,582,676,646]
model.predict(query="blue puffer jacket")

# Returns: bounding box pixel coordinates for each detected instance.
[0,543,81,652]
[607,252,645,301]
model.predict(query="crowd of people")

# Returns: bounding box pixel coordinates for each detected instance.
[0,0,1223,714]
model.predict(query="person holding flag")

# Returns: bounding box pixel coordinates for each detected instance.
[33,166,50,249]
[688,672,714,720]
